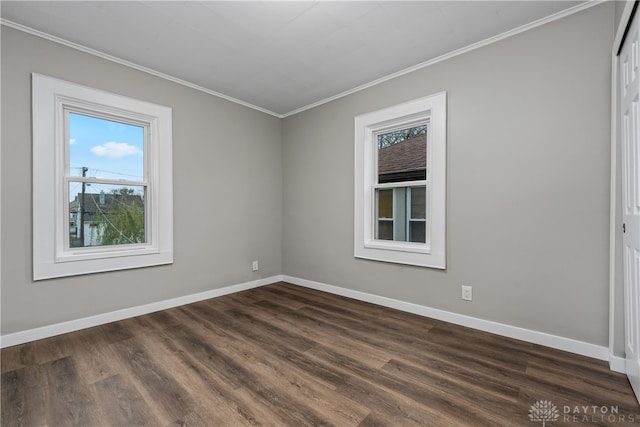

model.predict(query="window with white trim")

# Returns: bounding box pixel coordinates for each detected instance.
[355,92,446,268]
[32,74,173,280]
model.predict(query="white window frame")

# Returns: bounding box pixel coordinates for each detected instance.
[32,74,173,280]
[354,92,446,268]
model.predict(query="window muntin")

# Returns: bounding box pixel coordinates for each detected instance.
[33,74,173,280]
[354,92,446,269]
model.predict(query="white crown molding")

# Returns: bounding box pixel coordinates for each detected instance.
[3,1,602,118]
[0,19,284,119]
[0,275,283,349]
[282,275,612,363]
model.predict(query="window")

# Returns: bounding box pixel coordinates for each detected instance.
[68,113,147,249]
[354,92,446,268]
[32,74,173,280]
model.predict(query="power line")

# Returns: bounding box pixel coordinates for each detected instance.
[70,166,143,180]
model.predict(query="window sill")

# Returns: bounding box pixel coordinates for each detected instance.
[35,250,173,280]
[355,245,445,269]
[364,240,432,254]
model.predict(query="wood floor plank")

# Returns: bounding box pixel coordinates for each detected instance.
[43,356,104,426]
[256,300,393,369]
[175,304,345,392]
[1,364,47,427]
[246,285,308,310]
[1,282,638,426]
[90,374,162,427]
[130,326,267,426]
[334,373,453,426]
[175,305,371,425]
[275,282,442,330]
[97,321,134,344]
[162,322,335,426]
[417,323,531,371]
[521,363,640,415]
[0,344,31,374]
[306,344,512,426]
[181,302,353,391]
[525,361,639,408]
[109,337,194,424]
[0,337,69,374]
[58,328,120,385]
[269,284,440,338]
[380,358,524,424]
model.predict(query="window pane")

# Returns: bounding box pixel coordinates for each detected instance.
[69,182,146,248]
[410,186,426,219]
[377,221,394,241]
[376,189,395,240]
[377,188,393,219]
[69,112,144,181]
[377,124,426,184]
[409,221,426,243]
[374,186,428,244]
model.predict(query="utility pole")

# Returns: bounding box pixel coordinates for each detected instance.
[79,166,88,247]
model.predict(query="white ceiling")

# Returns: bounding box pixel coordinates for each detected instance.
[2,1,588,117]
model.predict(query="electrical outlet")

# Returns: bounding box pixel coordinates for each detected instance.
[252,260,259,271]
[461,285,473,301]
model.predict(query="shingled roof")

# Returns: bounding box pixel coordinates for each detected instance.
[378,134,426,183]
[70,192,144,218]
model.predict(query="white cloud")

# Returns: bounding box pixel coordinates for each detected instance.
[90,142,141,158]
[69,138,76,145]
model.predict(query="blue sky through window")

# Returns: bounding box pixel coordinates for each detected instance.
[69,112,144,181]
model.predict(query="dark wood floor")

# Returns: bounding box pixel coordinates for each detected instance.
[1,282,639,426]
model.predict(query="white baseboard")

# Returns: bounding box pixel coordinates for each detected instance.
[0,275,283,349]
[609,354,627,374]
[283,275,611,362]
[2,273,619,371]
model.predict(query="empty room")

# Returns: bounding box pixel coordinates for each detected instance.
[2,1,640,425]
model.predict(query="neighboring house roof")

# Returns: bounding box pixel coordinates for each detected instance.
[378,134,426,183]
[70,192,144,219]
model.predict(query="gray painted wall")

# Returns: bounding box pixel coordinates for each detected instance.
[1,26,283,335]
[615,0,627,30]
[0,4,618,350]
[282,3,615,346]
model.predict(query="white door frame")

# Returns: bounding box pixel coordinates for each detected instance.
[610,0,640,376]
